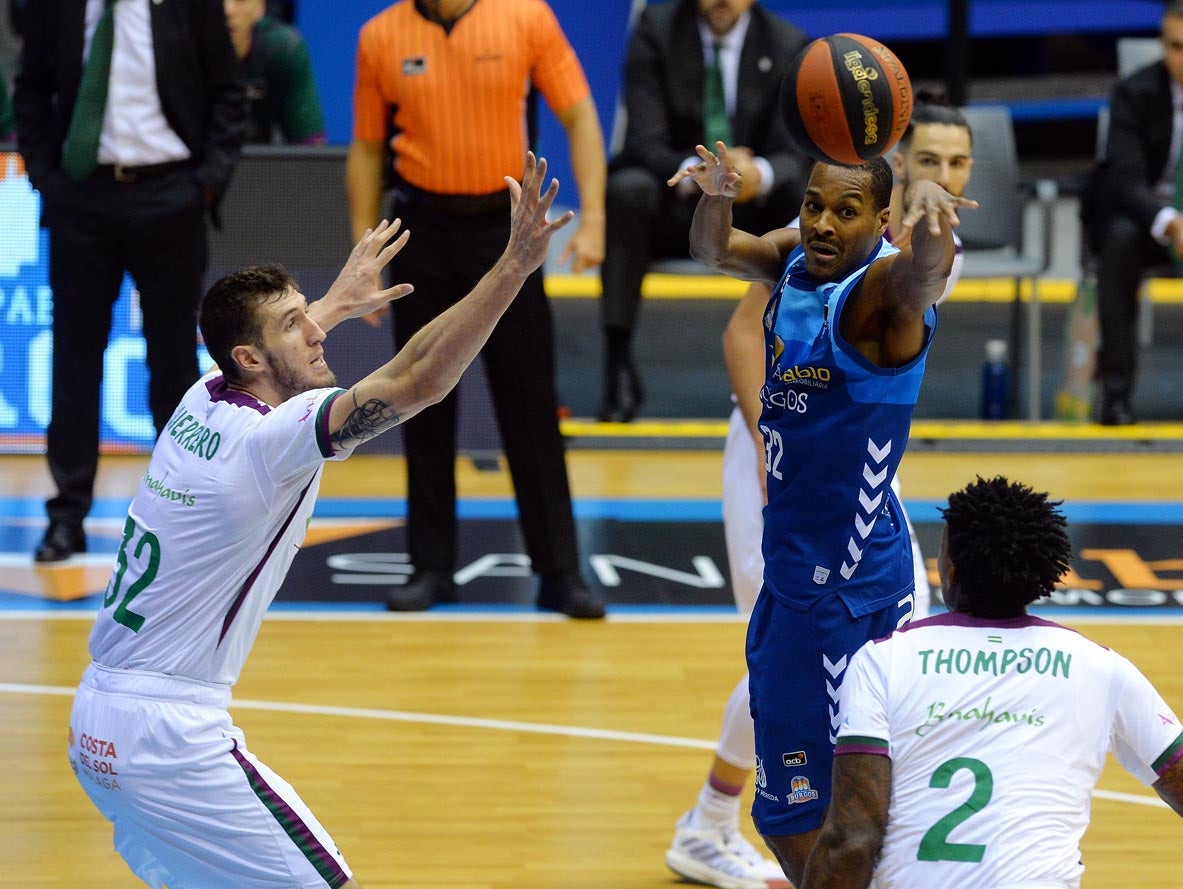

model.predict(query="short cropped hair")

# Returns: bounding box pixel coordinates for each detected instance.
[939,475,1072,617]
[199,265,297,383]
[864,156,894,211]
[901,90,973,149]
[808,156,893,211]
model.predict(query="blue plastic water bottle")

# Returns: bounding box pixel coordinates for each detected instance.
[980,339,1010,420]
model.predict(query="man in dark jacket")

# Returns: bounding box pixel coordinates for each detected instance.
[597,0,809,422]
[15,0,246,561]
[1089,2,1183,425]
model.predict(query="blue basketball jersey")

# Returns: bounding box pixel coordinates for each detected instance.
[758,238,937,617]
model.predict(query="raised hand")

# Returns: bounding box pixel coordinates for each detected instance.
[898,179,979,238]
[502,152,576,278]
[322,218,415,330]
[666,141,743,198]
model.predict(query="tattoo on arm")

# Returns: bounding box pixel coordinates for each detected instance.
[331,389,402,449]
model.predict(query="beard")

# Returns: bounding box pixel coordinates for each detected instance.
[267,349,337,403]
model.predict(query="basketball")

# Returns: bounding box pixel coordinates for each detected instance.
[781,33,913,166]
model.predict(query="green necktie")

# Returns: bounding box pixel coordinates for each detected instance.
[702,41,733,148]
[62,0,116,182]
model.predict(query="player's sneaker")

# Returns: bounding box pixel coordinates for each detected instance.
[665,810,792,889]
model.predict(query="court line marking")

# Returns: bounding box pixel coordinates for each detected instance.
[6,498,1183,523]
[0,680,1169,810]
[1092,789,1170,808]
[5,609,1183,624]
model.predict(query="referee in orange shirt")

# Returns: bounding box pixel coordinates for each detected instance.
[346,0,607,618]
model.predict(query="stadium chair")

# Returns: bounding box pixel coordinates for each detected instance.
[956,105,1057,420]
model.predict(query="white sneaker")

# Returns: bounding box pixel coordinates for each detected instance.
[665,810,792,889]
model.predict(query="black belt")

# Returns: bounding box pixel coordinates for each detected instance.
[94,160,191,183]
[393,184,510,216]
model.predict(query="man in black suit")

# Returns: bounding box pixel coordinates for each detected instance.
[15,0,246,560]
[597,0,809,422]
[1088,2,1183,425]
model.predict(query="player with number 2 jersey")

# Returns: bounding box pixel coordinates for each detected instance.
[837,612,1183,888]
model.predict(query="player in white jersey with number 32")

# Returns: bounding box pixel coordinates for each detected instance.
[68,153,573,889]
[804,476,1183,889]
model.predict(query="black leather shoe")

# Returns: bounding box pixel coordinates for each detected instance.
[537,573,606,619]
[1098,394,1135,426]
[597,361,644,423]
[34,521,86,563]
[385,570,457,612]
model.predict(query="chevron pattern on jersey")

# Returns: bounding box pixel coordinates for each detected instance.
[823,652,848,744]
[840,437,894,581]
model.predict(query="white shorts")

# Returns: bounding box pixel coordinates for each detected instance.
[68,662,352,889]
[721,405,765,615]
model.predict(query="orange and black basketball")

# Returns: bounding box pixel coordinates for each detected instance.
[781,33,912,167]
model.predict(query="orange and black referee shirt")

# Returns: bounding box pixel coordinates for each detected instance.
[353,0,591,196]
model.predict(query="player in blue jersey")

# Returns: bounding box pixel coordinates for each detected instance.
[668,142,977,885]
[665,100,976,889]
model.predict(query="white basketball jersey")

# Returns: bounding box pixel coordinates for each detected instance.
[838,612,1183,889]
[88,373,355,686]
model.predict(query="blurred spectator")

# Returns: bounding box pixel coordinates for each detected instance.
[224,0,326,145]
[1088,2,1183,425]
[15,0,246,562]
[597,0,809,422]
[346,0,607,618]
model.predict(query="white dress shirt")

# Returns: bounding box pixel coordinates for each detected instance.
[84,0,190,166]
[677,11,774,197]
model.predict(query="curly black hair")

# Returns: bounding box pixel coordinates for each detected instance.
[939,475,1072,616]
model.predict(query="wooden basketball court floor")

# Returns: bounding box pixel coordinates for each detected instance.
[3,431,1183,887]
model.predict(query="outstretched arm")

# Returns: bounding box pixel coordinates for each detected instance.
[841,180,977,367]
[670,142,788,285]
[884,179,979,317]
[800,753,890,889]
[328,153,573,449]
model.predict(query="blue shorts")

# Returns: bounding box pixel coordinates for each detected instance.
[746,587,913,836]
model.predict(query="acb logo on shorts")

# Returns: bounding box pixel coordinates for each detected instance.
[782,750,807,767]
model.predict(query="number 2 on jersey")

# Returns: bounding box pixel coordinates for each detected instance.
[917,757,993,863]
[103,516,161,633]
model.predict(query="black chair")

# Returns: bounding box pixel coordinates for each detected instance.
[956,106,1057,420]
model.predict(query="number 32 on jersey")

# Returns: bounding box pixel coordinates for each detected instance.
[759,391,809,481]
[103,516,161,633]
